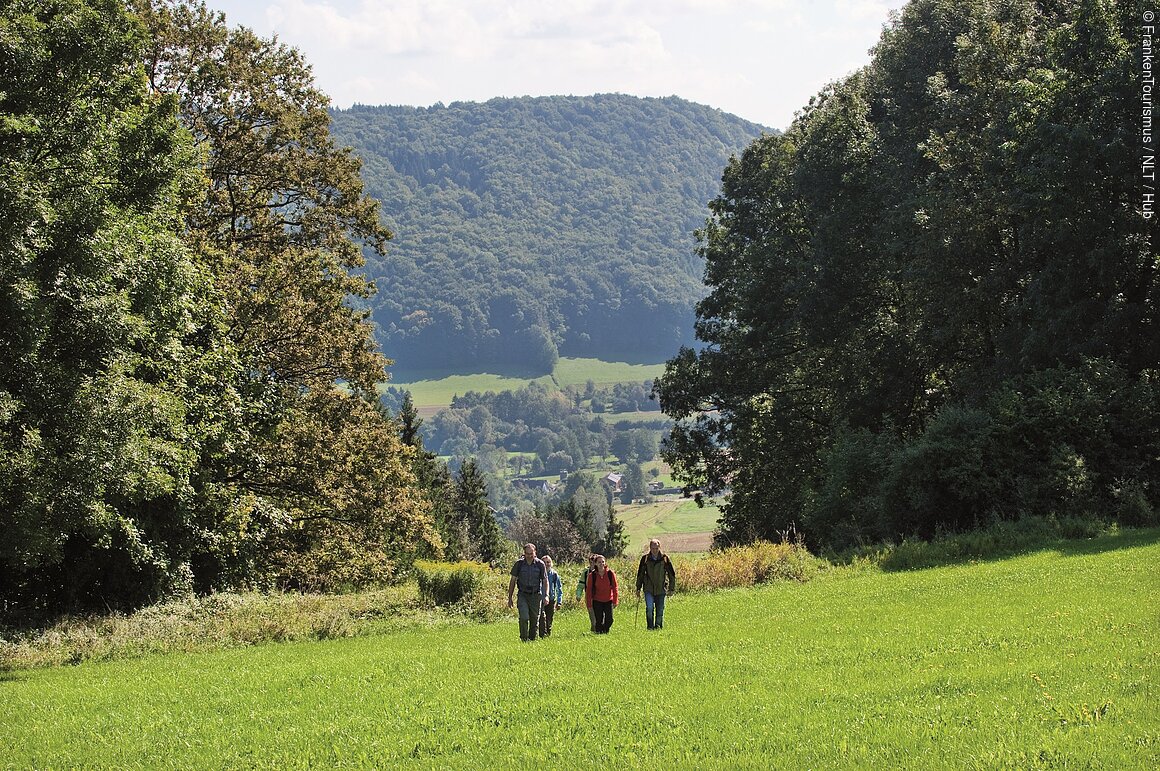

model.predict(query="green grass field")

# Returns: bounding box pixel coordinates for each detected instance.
[387,372,557,412]
[390,357,667,412]
[5,529,1156,768]
[551,357,666,388]
[618,498,720,554]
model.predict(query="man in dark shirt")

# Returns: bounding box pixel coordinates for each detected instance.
[507,543,549,641]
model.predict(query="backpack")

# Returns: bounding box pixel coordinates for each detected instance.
[638,552,673,591]
[587,567,616,597]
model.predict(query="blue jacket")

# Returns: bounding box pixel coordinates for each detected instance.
[546,569,563,605]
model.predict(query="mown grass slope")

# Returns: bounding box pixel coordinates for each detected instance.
[3,529,1156,769]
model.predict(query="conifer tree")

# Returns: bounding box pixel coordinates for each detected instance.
[455,460,504,564]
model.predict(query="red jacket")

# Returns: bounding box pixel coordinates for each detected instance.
[586,568,618,607]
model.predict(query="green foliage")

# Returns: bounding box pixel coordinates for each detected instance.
[452,460,504,564]
[413,560,494,608]
[803,362,1160,548]
[834,515,1122,572]
[1,0,440,619]
[328,97,770,375]
[127,0,439,594]
[594,507,628,558]
[678,540,824,591]
[0,0,214,615]
[658,0,1159,550]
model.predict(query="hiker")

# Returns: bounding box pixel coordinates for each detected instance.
[575,554,598,632]
[539,555,563,638]
[585,554,618,634]
[507,543,549,641]
[635,538,677,630]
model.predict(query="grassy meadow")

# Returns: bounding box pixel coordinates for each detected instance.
[389,357,667,413]
[618,497,721,554]
[386,372,557,414]
[3,528,1157,769]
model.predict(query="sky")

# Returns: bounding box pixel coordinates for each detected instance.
[205,0,909,131]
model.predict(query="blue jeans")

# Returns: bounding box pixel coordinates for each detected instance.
[644,591,666,629]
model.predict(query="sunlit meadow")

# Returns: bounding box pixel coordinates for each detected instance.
[2,529,1156,768]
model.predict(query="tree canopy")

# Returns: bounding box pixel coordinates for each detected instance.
[328,96,770,375]
[1,0,439,619]
[656,0,1159,550]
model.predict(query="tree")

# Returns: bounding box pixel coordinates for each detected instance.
[325,95,768,376]
[455,459,504,563]
[656,0,1158,550]
[397,391,423,448]
[595,508,628,558]
[622,462,648,504]
[130,0,439,587]
[0,0,216,615]
[506,512,589,563]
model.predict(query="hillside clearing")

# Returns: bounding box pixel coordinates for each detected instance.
[4,529,1156,768]
[388,357,667,413]
[618,498,720,554]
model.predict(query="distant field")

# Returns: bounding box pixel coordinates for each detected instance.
[387,373,556,413]
[389,358,667,413]
[7,529,1156,768]
[552,357,666,388]
[619,498,721,554]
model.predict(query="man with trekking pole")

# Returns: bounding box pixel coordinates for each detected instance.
[635,538,676,630]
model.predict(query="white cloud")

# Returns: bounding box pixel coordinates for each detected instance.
[216,0,907,128]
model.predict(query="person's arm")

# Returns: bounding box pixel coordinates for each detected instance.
[667,558,676,594]
[507,574,516,608]
[610,570,619,607]
[541,565,550,604]
[585,572,594,608]
[635,557,644,594]
[575,572,585,601]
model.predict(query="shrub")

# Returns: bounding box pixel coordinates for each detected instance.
[0,586,422,671]
[1112,479,1158,527]
[864,516,1118,571]
[802,361,1160,551]
[679,541,824,592]
[414,560,494,607]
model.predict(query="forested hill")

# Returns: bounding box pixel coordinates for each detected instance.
[328,95,770,375]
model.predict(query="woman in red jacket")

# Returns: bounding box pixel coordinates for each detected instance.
[585,554,619,633]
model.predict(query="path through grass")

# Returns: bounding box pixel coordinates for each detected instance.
[4,529,1156,768]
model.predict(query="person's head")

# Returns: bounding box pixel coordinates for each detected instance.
[588,554,598,569]
[523,543,536,561]
[649,539,661,556]
[542,555,553,570]
[594,554,607,572]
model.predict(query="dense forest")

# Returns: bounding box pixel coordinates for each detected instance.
[328,97,769,375]
[656,0,1159,550]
